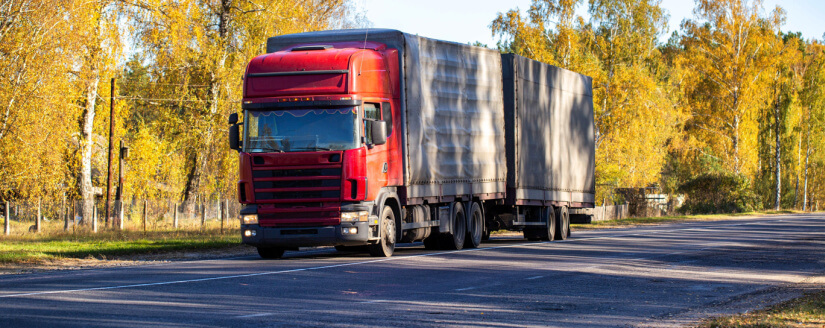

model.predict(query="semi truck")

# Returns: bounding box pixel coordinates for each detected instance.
[229,29,595,258]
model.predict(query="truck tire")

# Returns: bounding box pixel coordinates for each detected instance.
[368,206,396,257]
[554,205,570,240]
[443,202,466,250]
[464,202,483,249]
[541,206,556,241]
[257,247,285,259]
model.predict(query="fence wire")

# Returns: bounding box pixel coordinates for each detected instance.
[1,199,242,235]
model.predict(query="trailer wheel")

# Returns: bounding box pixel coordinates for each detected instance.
[368,206,396,257]
[257,247,285,259]
[443,202,466,250]
[541,206,556,241]
[554,205,570,240]
[464,202,483,249]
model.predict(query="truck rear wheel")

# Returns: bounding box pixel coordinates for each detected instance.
[541,206,556,241]
[368,206,396,257]
[464,202,483,249]
[443,202,466,250]
[257,247,285,259]
[554,205,570,240]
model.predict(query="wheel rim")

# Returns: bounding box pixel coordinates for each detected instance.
[384,213,396,250]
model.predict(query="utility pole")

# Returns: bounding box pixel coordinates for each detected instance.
[105,78,116,227]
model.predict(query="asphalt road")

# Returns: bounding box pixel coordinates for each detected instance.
[1,213,824,327]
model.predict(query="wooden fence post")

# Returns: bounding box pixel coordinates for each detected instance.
[200,202,206,228]
[92,200,98,233]
[173,202,179,229]
[142,200,147,234]
[35,198,41,233]
[220,199,225,234]
[4,201,9,235]
[118,200,124,230]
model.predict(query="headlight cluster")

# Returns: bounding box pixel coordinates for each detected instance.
[240,214,258,225]
[341,211,369,222]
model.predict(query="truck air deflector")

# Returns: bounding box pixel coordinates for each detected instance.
[242,99,362,110]
[247,69,349,77]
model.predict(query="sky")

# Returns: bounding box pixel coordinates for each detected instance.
[359,0,825,47]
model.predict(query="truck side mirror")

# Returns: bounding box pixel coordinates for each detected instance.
[369,120,387,146]
[229,113,241,151]
[229,124,241,151]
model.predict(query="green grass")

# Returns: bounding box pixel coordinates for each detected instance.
[0,228,242,264]
[572,210,801,229]
[700,290,825,327]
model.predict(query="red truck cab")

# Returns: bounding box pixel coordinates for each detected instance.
[229,41,402,258]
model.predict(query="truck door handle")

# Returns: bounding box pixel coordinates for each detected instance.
[382,163,388,173]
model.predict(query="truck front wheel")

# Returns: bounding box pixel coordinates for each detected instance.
[368,206,396,257]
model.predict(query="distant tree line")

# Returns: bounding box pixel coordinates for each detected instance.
[492,0,825,213]
[1,0,823,219]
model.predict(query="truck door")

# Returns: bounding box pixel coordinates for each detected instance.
[363,102,390,200]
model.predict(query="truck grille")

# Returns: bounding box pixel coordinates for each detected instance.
[251,165,342,203]
[252,164,342,227]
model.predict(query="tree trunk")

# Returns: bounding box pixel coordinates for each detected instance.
[80,74,100,224]
[732,115,740,174]
[803,136,810,211]
[773,94,781,211]
[181,150,207,213]
[794,130,801,208]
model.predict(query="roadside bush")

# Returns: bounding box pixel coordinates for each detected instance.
[677,173,759,214]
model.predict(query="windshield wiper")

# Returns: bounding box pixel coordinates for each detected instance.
[291,146,332,152]
[251,146,284,153]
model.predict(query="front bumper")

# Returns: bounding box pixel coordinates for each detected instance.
[241,221,373,248]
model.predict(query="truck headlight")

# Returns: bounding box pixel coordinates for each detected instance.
[341,211,369,222]
[240,214,258,225]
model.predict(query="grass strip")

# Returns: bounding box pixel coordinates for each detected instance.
[572,210,800,229]
[699,290,825,328]
[0,229,241,264]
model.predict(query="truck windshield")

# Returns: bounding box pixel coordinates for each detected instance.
[244,108,358,153]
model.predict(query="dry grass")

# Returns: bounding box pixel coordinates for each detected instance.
[699,291,825,328]
[572,210,803,230]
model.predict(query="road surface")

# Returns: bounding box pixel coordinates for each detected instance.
[1,213,823,327]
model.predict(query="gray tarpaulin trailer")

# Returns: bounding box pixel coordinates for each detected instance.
[502,54,596,207]
[248,29,594,255]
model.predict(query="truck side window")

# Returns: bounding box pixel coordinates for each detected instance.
[382,102,392,136]
[364,103,380,144]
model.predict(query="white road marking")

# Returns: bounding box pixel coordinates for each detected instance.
[0,216,812,299]
[525,275,544,280]
[454,286,478,291]
[359,299,387,304]
[235,312,274,318]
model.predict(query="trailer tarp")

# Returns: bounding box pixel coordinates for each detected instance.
[502,54,595,204]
